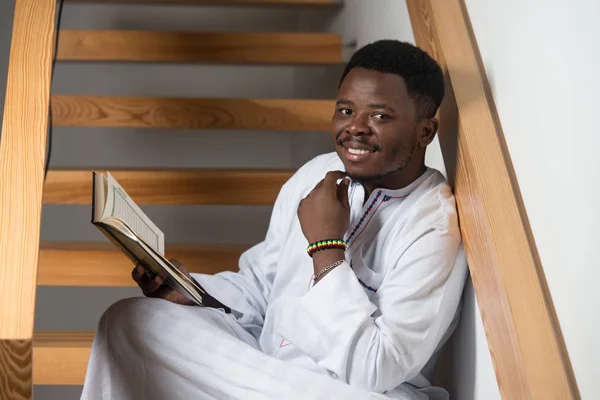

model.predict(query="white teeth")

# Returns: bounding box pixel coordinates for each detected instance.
[348,148,371,155]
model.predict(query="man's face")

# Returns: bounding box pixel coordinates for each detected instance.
[332,68,421,184]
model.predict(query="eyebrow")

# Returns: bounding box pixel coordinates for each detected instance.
[368,103,397,113]
[335,99,396,113]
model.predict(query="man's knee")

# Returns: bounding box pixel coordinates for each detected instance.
[98,297,153,335]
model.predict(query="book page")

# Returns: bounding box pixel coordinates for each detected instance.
[104,172,165,255]
[92,173,106,223]
[97,222,204,306]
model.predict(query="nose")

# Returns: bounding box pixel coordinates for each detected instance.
[345,113,372,137]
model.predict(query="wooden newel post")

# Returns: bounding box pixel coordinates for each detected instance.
[0,0,56,398]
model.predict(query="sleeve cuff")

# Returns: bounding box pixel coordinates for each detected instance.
[276,262,377,360]
[303,261,377,326]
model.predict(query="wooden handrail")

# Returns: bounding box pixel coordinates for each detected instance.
[0,0,56,398]
[406,0,580,399]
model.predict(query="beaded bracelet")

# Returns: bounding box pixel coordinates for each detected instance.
[306,239,347,258]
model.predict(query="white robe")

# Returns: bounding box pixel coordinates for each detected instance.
[81,153,468,400]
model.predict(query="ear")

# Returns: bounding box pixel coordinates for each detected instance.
[417,117,439,147]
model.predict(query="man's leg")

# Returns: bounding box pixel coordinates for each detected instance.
[81,297,390,400]
[81,297,264,400]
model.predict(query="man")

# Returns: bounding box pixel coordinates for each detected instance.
[82,40,467,400]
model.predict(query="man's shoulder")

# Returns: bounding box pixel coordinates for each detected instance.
[405,169,459,233]
[297,152,344,176]
[283,152,343,193]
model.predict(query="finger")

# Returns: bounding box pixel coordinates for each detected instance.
[336,177,351,208]
[169,258,182,268]
[149,285,171,300]
[324,171,348,188]
[132,265,147,285]
[169,258,190,277]
[310,178,326,193]
[152,285,189,304]
[142,276,164,297]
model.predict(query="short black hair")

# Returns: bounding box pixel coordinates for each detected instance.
[339,40,444,120]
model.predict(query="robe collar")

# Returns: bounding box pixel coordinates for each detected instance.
[346,167,435,200]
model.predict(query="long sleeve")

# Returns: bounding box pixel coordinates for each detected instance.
[191,153,341,338]
[192,180,292,337]
[276,224,467,393]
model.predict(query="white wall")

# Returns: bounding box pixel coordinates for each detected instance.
[464,0,600,398]
[441,279,501,400]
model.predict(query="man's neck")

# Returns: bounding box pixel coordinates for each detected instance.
[362,162,428,200]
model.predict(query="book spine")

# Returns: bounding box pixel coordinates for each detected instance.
[91,171,97,223]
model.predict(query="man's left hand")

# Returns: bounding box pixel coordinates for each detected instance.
[298,171,351,244]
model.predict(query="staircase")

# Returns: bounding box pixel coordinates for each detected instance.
[1,1,583,399]
[0,0,344,395]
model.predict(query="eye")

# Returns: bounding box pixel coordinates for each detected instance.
[373,113,390,120]
[338,108,353,116]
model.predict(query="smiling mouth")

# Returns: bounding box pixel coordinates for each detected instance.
[342,144,377,163]
[347,148,373,155]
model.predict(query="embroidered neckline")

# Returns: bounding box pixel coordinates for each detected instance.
[309,162,433,292]
[357,277,377,292]
[346,190,383,244]
[344,167,434,247]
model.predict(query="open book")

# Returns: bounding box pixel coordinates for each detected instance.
[91,172,205,306]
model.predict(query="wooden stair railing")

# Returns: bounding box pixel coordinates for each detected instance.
[406,0,580,399]
[0,0,56,398]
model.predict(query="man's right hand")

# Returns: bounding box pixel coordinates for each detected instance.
[131,259,195,306]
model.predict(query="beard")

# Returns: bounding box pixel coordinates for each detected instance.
[345,137,419,187]
[346,156,412,186]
